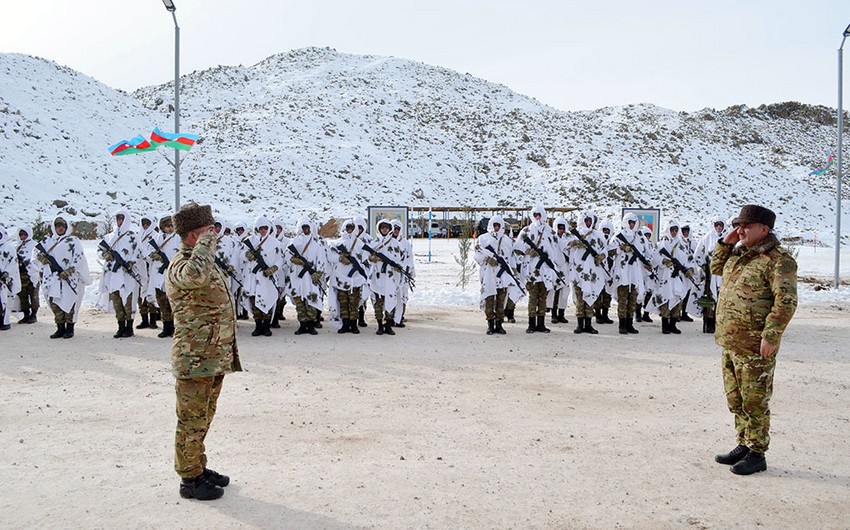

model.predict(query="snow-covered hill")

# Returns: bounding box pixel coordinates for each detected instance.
[1,47,847,240]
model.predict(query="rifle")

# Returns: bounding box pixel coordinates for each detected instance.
[98,239,143,285]
[483,244,526,296]
[286,243,327,296]
[243,238,279,288]
[658,247,701,290]
[35,242,78,294]
[521,235,568,284]
[214,256,243,288]
[147,239,171,274]
[334,244,368,280]
[615,233,658,281]
[568,229,611,278]
[361,243,416,290]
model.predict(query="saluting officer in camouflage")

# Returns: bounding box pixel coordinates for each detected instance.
[711,205,797,476]
[166,202,242,501]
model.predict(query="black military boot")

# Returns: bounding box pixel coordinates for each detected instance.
[50,323,66,339]
[551,299,559,324]
[618,317,628,335]
[494,319,507,334]
[349,319,360,334]
[594,308,604,324]
[26,311,38,324]
[18,310,30,325]
[536,316,550,333]
[202,468,230,488]
[626,317,639,334]
[661,318,671,334]
[731,450,766,475]
[270,313,281,329]
[573,317,584,334]
[704,317,716,334]
[179,474,224,501]
[601,308,614,324]
[556,309,568,323]
[584,317,598,335]
[158,321,174,338]
[681,312,694,322]
[669,318,682,334]
[136,313,150,329]
[113,320,125,338]
[715,444,749,465]
[505,307,516,323]
[62,323,75,339]
[383,321,396,336]
[375,320,384,335]
[262,320,273,337]
[293,321,306,335]
[338,319,350,334]
[122,320,134,337]
[358,307,368,328]
[252,319,263,336]
[486,319,495,335]
[526,316,536,334]
[642,311,653,323]
[149,313,159,329]
[314,311,323,329]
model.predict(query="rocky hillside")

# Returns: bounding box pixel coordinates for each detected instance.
[1,47,847,240]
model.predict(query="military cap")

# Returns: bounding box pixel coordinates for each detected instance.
[732,204,775,229]
[172,202,215,236]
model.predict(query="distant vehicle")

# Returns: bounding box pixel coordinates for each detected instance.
[450,224,463,238]
[410,224,423,237]
[477,217,490,235]
[428,222,442,238]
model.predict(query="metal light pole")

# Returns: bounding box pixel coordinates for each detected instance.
[162,0,180,211]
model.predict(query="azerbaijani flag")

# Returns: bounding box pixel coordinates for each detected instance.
[809,152,834,176]
[150,127,199,151]
[108,134,157,156]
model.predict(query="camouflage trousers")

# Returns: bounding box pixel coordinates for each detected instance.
[593,289,612,310]
[505,297,516,313]
[17,272,39,314]
[722,348,776,453]
[526,281,548,317]
[49,300,74,324]
[484,288,507,320]
[659,301,682,319]
[573,286,594,318]
[109,292,133,321]
[250,296,273,320]
[372,295,393,323]
[294,296,317,323]
[616,285,639,318]
[155,288,173,321]
[337,287,362,320]
[174,375,224,479]
[139,298,156,316]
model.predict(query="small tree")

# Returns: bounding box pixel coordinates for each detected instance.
[455,208,477,288]
[30,214,51,242]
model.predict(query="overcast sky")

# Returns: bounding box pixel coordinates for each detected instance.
[2,0,849,112]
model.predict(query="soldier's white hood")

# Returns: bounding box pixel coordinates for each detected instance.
[488,215,506,234]
[253,216,274,232]
[552,216,567,231]
[354,215,369,235]
[112,207,135,235]
[577,210,596,236]
[621,212,639,235]
[529,205,547,224]
[600,219,614,235]
[0,225,7,244]
[17,225,32,241]
[139,212,158,240]
[663,218,681,243]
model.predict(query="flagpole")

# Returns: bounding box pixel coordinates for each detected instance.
[173,10,181,211]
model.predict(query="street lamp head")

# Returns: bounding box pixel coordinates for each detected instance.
[162,0,176,12]
[844,23,850,37]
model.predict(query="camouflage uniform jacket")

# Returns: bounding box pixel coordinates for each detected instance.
[166,233,241,379]
[711,233,797,352]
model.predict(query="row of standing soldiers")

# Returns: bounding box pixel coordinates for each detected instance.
[473,207,727,336]
[0,209,416,339]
